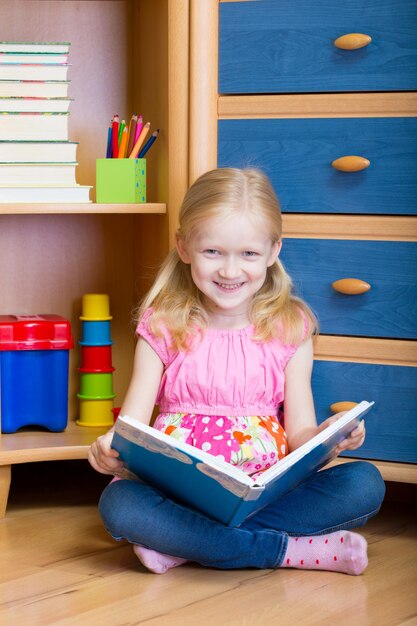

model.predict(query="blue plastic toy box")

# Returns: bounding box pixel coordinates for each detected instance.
[0,315,74,433]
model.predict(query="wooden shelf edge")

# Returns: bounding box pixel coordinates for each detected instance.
[0,203,167,215]
[0,424,417,484]
[0,446,89,464]
[2,424,415,486]
[328,457,417,484]
[0,422,109,465]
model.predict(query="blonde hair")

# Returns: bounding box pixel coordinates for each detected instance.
[138,168,317,348]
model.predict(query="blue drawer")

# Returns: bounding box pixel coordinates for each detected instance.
[218,117,417,216]
[312,360,417,463]
[280,239,417,340]
[219,0,417,93]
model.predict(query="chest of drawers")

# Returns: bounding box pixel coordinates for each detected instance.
[188,0,417,481]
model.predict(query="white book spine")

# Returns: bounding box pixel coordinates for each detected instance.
[0,65,70,81]
[0,185,92,203]
[0,82,70,98]
[0,43,70,54]
[0,141,77,163]
[0,98,72,113]
[0,114,69,141]
[0,53,69,65]
[0,164,77,185]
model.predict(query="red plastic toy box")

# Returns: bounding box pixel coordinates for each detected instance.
[0,315,74,433]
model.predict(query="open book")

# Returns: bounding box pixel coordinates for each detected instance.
[111,401,374,527]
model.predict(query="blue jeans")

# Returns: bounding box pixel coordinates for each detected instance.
[98,461,385,570]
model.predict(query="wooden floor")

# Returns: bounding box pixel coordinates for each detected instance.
[1,461,416,626]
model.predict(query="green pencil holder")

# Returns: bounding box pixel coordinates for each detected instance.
[96,158,146,203]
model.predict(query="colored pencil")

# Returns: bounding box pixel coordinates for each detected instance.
[129,121,150,158]
[134,114,143,144]
[138,128,159,158]
[118,126,128,158]
[106,121,112,158]
[118,119,126,146]
[112,114,119,158]
[126,114,137,157]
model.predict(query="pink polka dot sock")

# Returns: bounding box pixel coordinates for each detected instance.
[281,530,368,575]
[133,545,188,574]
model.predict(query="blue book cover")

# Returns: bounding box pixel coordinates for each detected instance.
[111,401,374,527]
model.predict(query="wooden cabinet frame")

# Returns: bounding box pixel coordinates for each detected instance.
[0,0,190,516]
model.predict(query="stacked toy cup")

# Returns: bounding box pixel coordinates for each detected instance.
[76,294,116,427]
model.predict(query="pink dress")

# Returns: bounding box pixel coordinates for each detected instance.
[137,309,299,478]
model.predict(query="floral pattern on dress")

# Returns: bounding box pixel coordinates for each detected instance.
[153,412,288,479]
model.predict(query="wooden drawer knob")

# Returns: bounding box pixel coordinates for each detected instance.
[332,278,371,295]
[334,33,372,50]
[332,156,370,172]
[330,401,358,414]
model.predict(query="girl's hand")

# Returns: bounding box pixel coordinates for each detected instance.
[318,411,366,456]
[88,430,124,476]
[335,419,366,454]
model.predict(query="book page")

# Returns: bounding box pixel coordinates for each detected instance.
[117,416,254,486]
[254,401,374,486]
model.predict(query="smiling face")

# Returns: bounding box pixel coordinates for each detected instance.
[176,212,281,327]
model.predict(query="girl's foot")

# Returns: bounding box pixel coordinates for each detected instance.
[133,544,188,574]
[281,530,368,575]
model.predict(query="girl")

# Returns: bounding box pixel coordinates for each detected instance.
[88,167,385,575]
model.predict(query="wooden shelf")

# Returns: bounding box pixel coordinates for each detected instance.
[1,421,415,481]
[0,0,187,517]
[0,421,109,465]
[1,421,415,517]
[0,421,110,517]
[0,203,166,215]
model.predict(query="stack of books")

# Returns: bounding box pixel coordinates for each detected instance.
[0,41,91,203]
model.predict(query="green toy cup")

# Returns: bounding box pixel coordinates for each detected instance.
[77,372,115,399]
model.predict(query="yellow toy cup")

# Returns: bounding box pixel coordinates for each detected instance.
[80,294,112,321]
[76,398,114,427]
